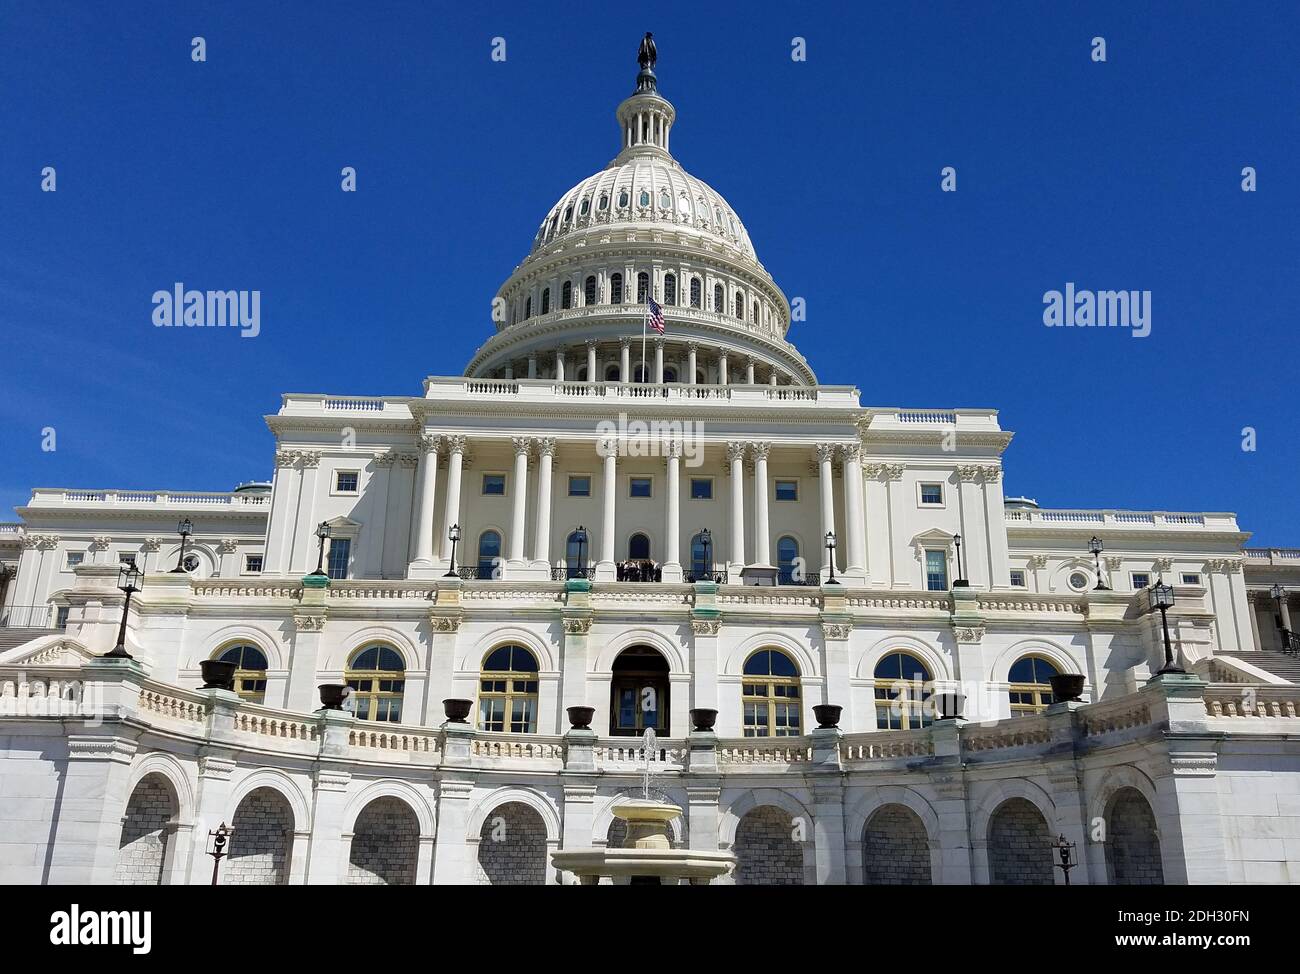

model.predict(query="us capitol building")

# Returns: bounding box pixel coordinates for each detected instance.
[2,40,1298,886]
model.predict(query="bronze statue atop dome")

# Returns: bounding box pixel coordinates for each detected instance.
[638,32,657,71]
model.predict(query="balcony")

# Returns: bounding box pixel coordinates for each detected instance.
[1243,548,1300,567]
[21,488,271,511]
[1005,508,1242,533]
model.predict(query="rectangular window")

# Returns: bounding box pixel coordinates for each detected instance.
[482,474,506,495]
[326,538,351,579]
[919,483,944,506]
[925,550,948,591]
[689,477,713,500]
[568,475,591,497]
[1181,573,1202,586]
[334,470,359,493]
[774,479,798,501]
[118,553,137,569]
[244,554,264,574]
[1009,570,1026,587]
[65,552,84,569]
[1131,572,1151,590]
[629,477,652,498]
[56,607,70,628]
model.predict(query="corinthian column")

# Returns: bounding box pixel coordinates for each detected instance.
[840,443,866,577]
[751,442,771,566]
[663,441,682,582]
[440,436,467,562]
[410,434,441,571]
[533,438,556,568]
[597,437,618,580]
[508,437,531,566]
[727,441,746,570]
[816,443,837,580]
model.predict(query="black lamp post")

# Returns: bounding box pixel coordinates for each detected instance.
[170,517,194,573]
[104,561,144,659]
[206,822,234,886]
[952,534,969,587]
[1151,577,1184,674]
[1271,584,1293,653]
[310,521,331,578]
[700,528,713,581]
[1089,536,1109,590]
[444,523,462,578]
[823,531,839,585]
[573,525,589,578]
[1053,834,1078,886]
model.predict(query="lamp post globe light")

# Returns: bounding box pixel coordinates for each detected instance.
[1151,577,1185,674]
[310,521,332,578]
[1053,834,1078,886]
[572,525,589,578]
[104,561,144,660]
[700,528,713,582]
[1089,536,1109,590]
[206,822,235,886]
[444,523,462,578]
[952,533,969,587]
[824,531,839,585]
[170,517,194,573]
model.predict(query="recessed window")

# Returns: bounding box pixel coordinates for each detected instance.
[919,483,944,506]
[690,477,713,500]
[479,645,539,733]
[1068,571,1089,591]
[346,646,405,722]
[244,554,264,574]
[335,471,359,493]
[1131,572,1151,590]
[1008,655,1062,716]
[579,198,589,216]
[629,477,652,498]
[1009,570,1026,587]
[925,550,948,591]
[598,193,609,210]
[638,189,650,207]
[119,553,137,569]
[217,644,269,704]
[619,189,630,208]
[482,474,506,496]
[742,650,801,738]
[568,475,591,497]
[327,538,351,580]
[775,480,798,501]
[1181,573,1202,586]
[65,552,84,569]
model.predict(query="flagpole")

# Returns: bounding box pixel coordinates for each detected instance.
[640,304,647,384]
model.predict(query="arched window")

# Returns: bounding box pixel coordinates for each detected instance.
[610,272,623,304]
[548,214,558,237]
[216,644,268,703]
[604,364,621,381]
[633,363,650,383]
[628,533,651,560]
[689,277,701,308]
[752,300,760,323]
[566,530,589,578]
[611,646,669,735]
[524,296,532,319]
[1008,655,1061,715]
[638,189,650,207]
[713,283,724,312]
[873,652,932,730]
[659,189,670,209]
[663,273,677,306]
[477,530,502,579]
[733,293,744,318]
[690,531,713,579]
[742,650,801,737]
[346,646,405,722]
[598,192,609,210]
[619,188,630,208]
[777,536,800,585]
[540,288,550,315]
[663,367,677,383]
[636,272,649,304]
[562,205,572,222]
[561,281,572,310]
[479,645,539,733]
[579,197,590,216]
[584,275,597,305]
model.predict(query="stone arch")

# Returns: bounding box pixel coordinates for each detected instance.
[723,631,819,679]
[115,773,179,885]
[346,796,420,885]
[990,638,1084,687]
[862,804,933,885]
[227,771,309,834]
[1050,558,1097,594]
[323,626,421,673]
[459,626,557,674]
[1104,787,1164,884]
[858,633,950,681]
[195,624,286,671]
[125,753,195,826]
[466,786,562,842]
[343,779,435,838]
[475,801,549,885]
[733,806,806,886]
[986,797,1055,885]
[720,788,814,885]
[593,627,687,674]
[845,785,941,883]
[224,787,294,885]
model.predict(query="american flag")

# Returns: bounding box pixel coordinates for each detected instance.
[647,298,665,334]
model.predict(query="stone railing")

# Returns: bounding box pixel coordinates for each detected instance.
[840,728,934,763]
[348,724,441,755]
[26,488,271,510]
[1242,548,1300,566]
[1078,696,1154,738]
[0,667,88,715]
[594,741,687,772]
[1204,684,1299,719]
[715,737,813,769]
[422,376,859,409]
[961,716,1053,752]
[1005,508,1237,532]
[473,734,565,762]
[192,580,304,599]
[232,705,320,743]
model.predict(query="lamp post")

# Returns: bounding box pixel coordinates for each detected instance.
[104,562,144,659]
[1151,577,1185,674]
[1089,536,1109,590]
[206,822,235,886]
[700,528,713,582]
[1053,834,1077,886]
[952,533,969,587]
[1271,584,1293,653]
[824,531,839,585]
[310,521,331,578]
[170,517,194,573]
[573,525,589,578]
[444,523,462,578]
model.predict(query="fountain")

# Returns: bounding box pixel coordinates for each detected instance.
[551,728,735,885]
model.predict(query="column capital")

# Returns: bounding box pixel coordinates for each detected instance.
[665,440,682,460]
[537,436,557,458]
[749,441,770,461]
[838,442,861,462]
[585,338,599,349]
[444,434,468,455]
[418,433,442,454]
[814,443,837,463]
[511,436,533,457]
[619,336,632,349]
[726,441,747,463]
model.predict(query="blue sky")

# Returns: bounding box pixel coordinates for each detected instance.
[1,1,1296,543]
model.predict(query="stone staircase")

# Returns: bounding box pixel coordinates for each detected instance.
[0,629,60,654]
[1214,650,1300,684]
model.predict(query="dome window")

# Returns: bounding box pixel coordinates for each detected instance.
[752,300,760,323]
[619,189,630,208]
[677,193,689,215]
[584,276,597,305]
[639,189,650,207]
[664,273,677,305]
[714,206,723,225]
[690,278,701,308]
[549,214,559,236]
[579,198,590,216]
[636,272,649,304]
[599,193,609,210]
[610,273,624,304]
[541,288,551,315]
[733,293,744,319]
[563,205,573,222]
[713,283,724,312]
[659,189,670,209]
[525,296,532,319]
[561,281,573,310]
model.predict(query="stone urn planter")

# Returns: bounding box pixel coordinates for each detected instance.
[1050,674,1086,702]
[934,692,966,720]
[689,708,718,732]
[567,706,595,730]
[199,659,237,691]
[812,704,842,729]
[443,698,473,723]
[318,683,348,710]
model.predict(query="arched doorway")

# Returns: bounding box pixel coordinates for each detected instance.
[734,806,804,885]
[346,796,419,885]
[115,774,179,885]
[862,805,931,884]
[609,646,669,736]
[476,801,548,885]
[226,787,294,885]
[987,798,1054,885]
[1105,788,1164,884]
